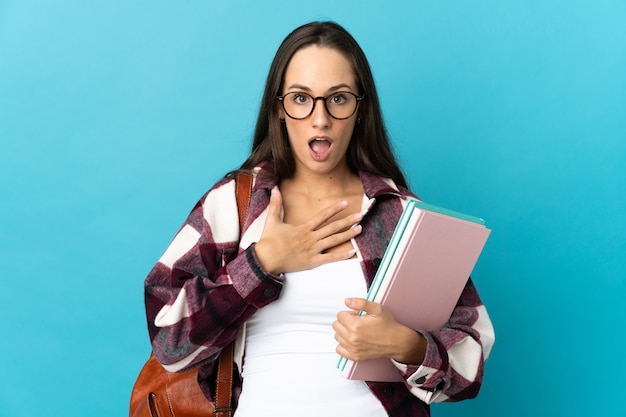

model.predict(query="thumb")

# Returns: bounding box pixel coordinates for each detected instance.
[345,297,377,313]
[267,187,284,222]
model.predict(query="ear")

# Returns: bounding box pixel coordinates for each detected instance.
[277,103,286,121]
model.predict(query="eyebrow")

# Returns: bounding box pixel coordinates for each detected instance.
[286,83,354,93]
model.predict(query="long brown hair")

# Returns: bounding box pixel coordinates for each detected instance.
[239,21,407,188]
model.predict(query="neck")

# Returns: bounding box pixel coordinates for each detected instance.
[281,165,360,200]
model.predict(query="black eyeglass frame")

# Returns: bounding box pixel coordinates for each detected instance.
[276,91,365,120]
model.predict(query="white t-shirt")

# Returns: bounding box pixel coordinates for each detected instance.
[234,259,388,417]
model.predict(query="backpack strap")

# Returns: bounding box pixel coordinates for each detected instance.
[235,172,253,231]
[214,172,253,417]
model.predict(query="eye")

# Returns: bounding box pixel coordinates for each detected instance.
[291,93,311,105]
[329,93,348,105]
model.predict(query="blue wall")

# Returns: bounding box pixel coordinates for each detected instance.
[1,1,624,416]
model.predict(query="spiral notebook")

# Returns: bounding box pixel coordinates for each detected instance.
[337,199,491,382]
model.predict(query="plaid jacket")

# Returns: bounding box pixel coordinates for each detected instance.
[144,164,495,417]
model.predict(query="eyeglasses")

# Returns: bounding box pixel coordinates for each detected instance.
[277,91,364,120]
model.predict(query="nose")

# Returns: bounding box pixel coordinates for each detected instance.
[311,97,331,127]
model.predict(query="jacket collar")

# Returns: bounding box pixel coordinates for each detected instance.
[358,170,402,199]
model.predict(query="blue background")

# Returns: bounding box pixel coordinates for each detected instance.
[1,1,624,416]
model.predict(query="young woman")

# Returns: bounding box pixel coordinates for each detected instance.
[144,21,494,417]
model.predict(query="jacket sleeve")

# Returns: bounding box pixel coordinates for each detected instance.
[392,278,495,403]
[144,177,283,372]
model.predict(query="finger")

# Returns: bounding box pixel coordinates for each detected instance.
[334,311,360,339]
[334,333,351,351]
[305,200,349,230]
[316,211,364,237]
[306,247,357,270]
[345,298,383,315]
[336,310,359,324]
[332,321,353,351]
[335,341,352,360]
[317,224,362,252]
[344,297,366,311]
[266,187,284,222]
[333,323,366,361]
[332,319,345,334]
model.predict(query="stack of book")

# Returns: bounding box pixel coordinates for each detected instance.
[337,199,491,382]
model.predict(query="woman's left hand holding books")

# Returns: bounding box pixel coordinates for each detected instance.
[333,298,428,365]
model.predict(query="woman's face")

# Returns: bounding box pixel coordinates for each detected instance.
[280,45,359,177]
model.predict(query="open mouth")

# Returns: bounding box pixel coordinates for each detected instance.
[309,137,332,155]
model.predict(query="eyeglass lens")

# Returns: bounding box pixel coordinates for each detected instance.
[280,92,359,120]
